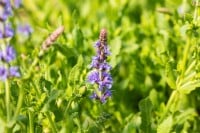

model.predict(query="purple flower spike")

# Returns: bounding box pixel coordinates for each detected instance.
[0,0,22,82]
[0,66,8,81]
[9,66,20,77]
[87,29,113,103]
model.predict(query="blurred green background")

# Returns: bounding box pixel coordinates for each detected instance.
[6,0,200,132]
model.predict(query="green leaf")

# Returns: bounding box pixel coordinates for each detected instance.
[178,79,200,94]
[73,27,84,48]
[139,97,153,133]
[157,115,173,133]
[54,44,76,58]
[68,55,83,87]
[39,77,53,91]
[184,13,193,23]
[165,61,176,89]
[174,108,197,124]
[123,114,141,133]
[110,37,122,68]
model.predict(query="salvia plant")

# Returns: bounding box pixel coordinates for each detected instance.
[1,0,200,133]
[0,0,21,131]
[87,29,113,103]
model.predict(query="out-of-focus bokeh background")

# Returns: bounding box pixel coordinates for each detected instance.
[1,0,200,132]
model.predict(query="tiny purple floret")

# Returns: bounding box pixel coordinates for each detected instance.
[1,45,16,63]
[9,66,20,77]
[0,66,8,81]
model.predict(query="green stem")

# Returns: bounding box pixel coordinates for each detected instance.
[166,90,179,111]
[160,90,179,122]
[64,99,73,115]
[193,0,200,25]
[180,38,191,78]
[46,112,57,133]
[28,111,34,133]
[30,82,40,98]
[14,85,24,119]
[23,57,39,80]
[5,80,11,125]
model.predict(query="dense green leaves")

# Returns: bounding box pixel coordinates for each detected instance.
[110,37,122,68]
[68,55,84,86]
[1,0,200,132]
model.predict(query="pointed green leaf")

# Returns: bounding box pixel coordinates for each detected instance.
[110,37,122,68]
[165,61,176,89]
[179,79,200,94]
[174,108,197,124]
[139,97,153,133]
[157,115,173,133]
[68,55,83,86]
[54,44,76,58]
[73,27,84,47]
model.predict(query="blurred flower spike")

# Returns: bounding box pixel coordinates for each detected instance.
[41,26,64,52]
[17,24,33,36]
[87,29,113,103]
[0,0,21,81]
[0,0,12,21]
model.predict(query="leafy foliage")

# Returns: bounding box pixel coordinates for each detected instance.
[0,0,200,132]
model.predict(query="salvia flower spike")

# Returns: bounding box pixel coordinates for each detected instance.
[87,29,113,103]
[0,0,20,81]
[39,26,64,57]
[41,26,65,51]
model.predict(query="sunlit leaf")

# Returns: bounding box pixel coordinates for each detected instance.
[157,115,173,133]
[139,97,153,133]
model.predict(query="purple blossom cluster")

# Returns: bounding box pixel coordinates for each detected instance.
[0,0,13,38]
[0,0,12,22]
[0,0,21,81]
[0,46,20,81]
[17,23,33,36]
[87,29,113,103]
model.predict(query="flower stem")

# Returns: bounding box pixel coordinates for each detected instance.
[193,0,200,25]
[14,85,24,119]
[160,90,179,122]
[28,111,34,133]
[46,111,58,133]
[180,38,191,79]
[5,80,11,125]
[166,90,179,111]
[23,57,39,80]
[64,99,73,115]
